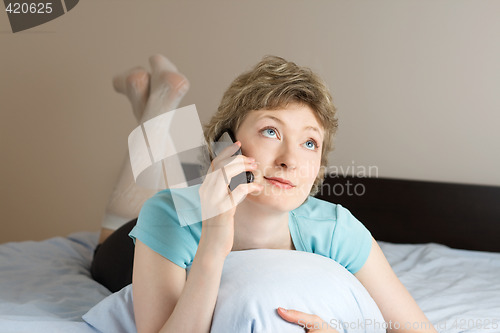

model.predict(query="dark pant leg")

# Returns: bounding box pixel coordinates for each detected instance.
[90,219,137,292]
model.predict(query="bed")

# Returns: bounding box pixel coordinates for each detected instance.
[1,175,499,332]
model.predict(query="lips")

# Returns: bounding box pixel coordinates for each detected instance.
[264,176,296,187]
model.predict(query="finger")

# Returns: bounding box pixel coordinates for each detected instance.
[203,156,253,195]
[203,164,259,201]
[277,308,322,327]
[217,155,256,182]
[211,141,244,167]
[230,182,263,205]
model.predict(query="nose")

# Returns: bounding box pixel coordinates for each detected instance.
[274,141,298,170]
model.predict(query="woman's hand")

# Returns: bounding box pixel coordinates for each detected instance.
[198,141,262,257]
[277,307,339,333]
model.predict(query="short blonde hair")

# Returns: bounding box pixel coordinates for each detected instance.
[204,55,338,196]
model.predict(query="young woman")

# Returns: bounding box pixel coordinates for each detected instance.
[129,56,438,333]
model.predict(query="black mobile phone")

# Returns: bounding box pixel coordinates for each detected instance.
[213,129,254,191]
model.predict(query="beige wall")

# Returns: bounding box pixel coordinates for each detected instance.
[1,0,499,243]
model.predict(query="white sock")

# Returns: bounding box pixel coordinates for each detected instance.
[101,55,190,230]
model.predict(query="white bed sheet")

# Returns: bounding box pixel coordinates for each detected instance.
[0,231,499,332]
[0,232,109,332]
[379,242,500,332]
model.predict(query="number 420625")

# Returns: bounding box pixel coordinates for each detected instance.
[5,3,53,14]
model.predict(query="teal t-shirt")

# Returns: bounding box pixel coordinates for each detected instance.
[129,185,372,274]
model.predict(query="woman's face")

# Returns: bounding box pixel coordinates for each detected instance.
[235,103,324,212]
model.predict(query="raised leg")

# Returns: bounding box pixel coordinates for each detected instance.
[99,55,190,244]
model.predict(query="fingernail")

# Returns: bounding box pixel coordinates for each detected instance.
[235,141,241,147]
[279,307,287,312]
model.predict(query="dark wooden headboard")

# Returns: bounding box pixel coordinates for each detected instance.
[314,175,500,252]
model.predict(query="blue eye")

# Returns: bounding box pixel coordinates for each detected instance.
[261,127,278,138]
[304,140,318,150]
[260,127,317,150]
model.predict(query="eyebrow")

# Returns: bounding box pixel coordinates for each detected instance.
[259,115,323,136]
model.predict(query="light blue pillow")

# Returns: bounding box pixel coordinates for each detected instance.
[82,284,135,333]
[83,250,384,333]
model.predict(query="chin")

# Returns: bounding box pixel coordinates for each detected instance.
[247,186,309,212]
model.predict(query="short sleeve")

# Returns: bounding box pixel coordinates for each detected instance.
[330,205,372,274]
[128,189,201,269]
